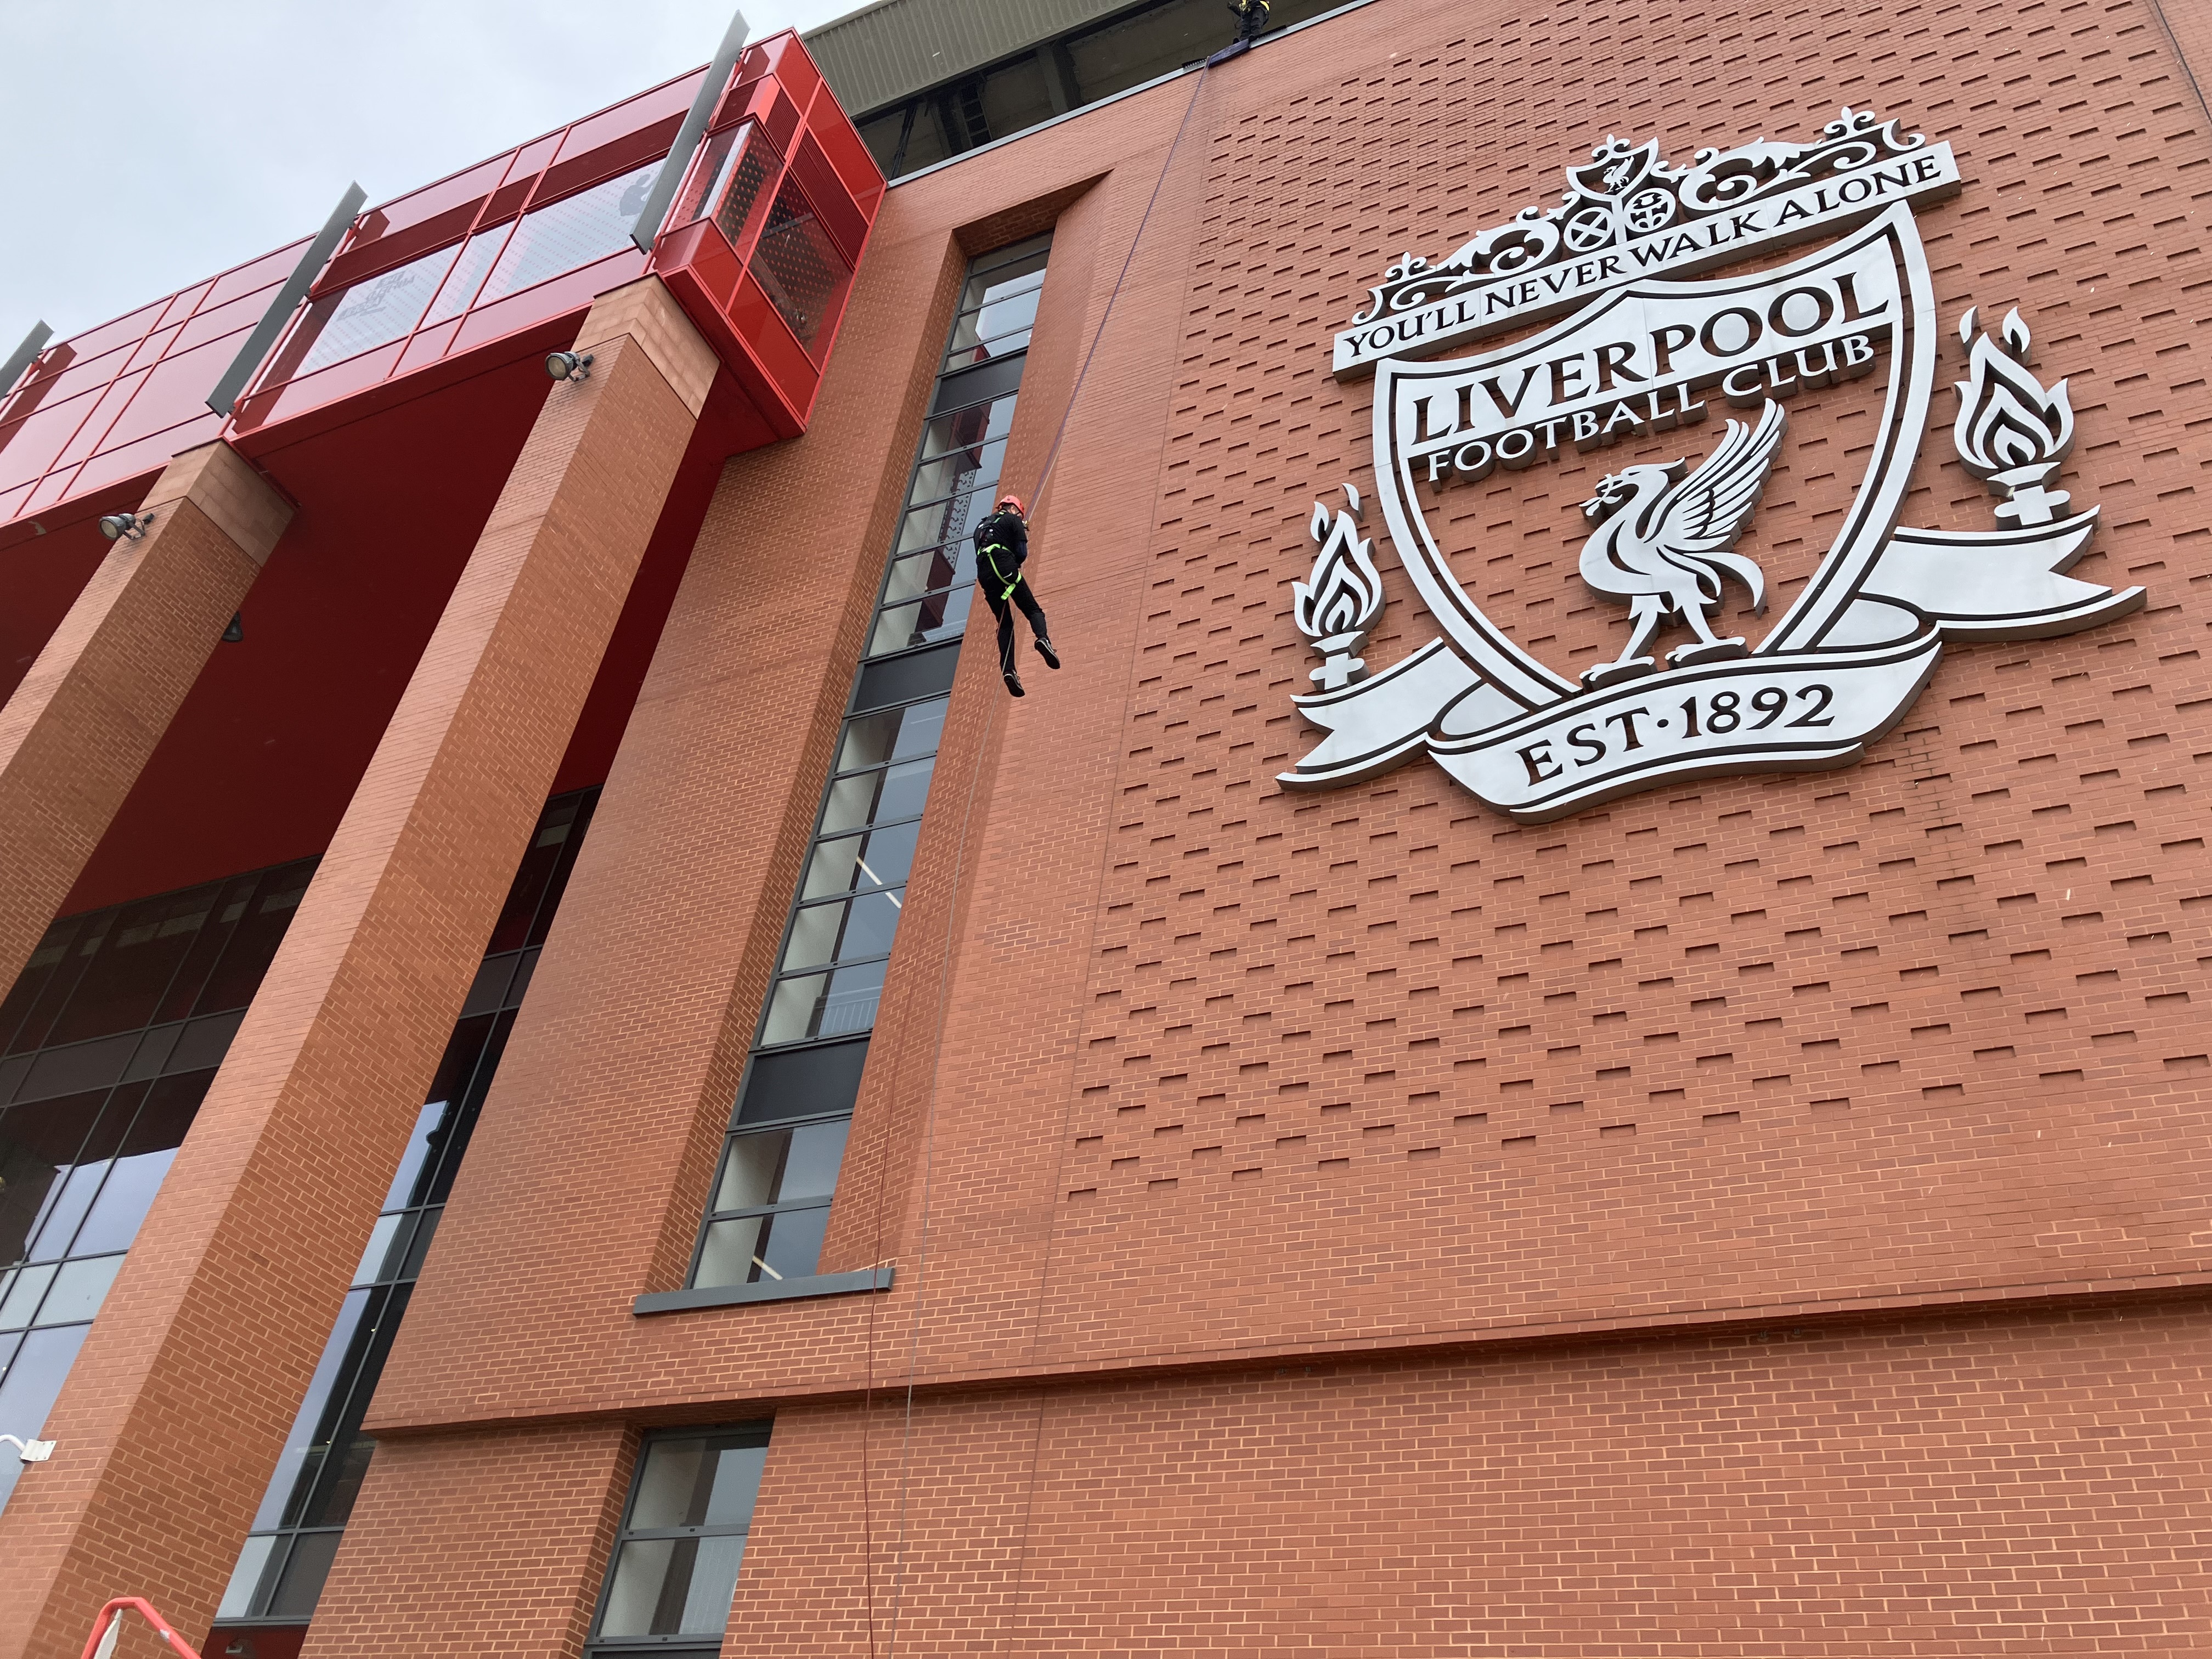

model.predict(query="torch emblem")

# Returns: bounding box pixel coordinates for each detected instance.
[1951,306,2075,527]
[1292,486,1385,690]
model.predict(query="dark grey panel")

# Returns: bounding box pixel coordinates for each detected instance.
[853,641,959,713]
[736,1035,870,1125]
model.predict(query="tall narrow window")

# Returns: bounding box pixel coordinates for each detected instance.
[213,791,598,1638]
[679,235,1051,1297]
[584,1425,772,1659]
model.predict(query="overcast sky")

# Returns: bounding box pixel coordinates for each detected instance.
[0,0,856,349]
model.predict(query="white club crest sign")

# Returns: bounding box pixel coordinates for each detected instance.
[1282,109,2142,822]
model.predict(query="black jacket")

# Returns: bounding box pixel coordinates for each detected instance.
[974,510,1028,575]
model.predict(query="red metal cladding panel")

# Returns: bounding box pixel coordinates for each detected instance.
[648,27,883,434]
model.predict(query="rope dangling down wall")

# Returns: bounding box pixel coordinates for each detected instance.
[857,57,1218,1659]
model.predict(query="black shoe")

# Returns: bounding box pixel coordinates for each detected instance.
[1003,669,1026,697]
[1034,636,1061,669]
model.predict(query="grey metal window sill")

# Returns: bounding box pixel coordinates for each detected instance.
[633,1266,893,1315]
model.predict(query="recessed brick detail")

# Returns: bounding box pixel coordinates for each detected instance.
[0,279,708,1659]
[0,440,290,997]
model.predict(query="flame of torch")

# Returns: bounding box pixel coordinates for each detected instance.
[1293,486,1383,689]
[1953,306,2076,526]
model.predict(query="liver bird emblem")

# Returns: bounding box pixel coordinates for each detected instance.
[1576,399,1788,686]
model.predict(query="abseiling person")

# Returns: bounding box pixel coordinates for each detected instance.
[973,493,1061,696]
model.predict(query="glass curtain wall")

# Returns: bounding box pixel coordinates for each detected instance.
[849,0,1344,179]
[212,791,599,1638]
[0,859,318,1512]
[685,235,1051,1293]
[582,1425,774,1659]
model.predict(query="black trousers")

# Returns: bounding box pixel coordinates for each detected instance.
[984,574,1048,677]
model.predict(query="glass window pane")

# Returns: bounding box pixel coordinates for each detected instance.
[217,1534,279,1621]
[882,538,975,603]
[693,1214,765,1288]
[0,1322,89,1509]
[600,1537,678,1635]
[748,177,852,357]
[701,1442,768,1527]
[265,1529,342,1618]
[909,435,1007,507]
[0,1263,56,1329]
[291,245,459,378]
[420,227,505,328]
[251,1288,371,1530]
[834,701,947,774]
[66,1146,176,1257]
[802,820,922,901]
[713,1120,849,1212]
[629,1436,709,1528]
[482,163,659,306]
[957,242,1049,310]
[944,283,1042,369]
[820,758,932,836]
[678,1533,747,1633]
[919,396,1017,460]
[352,1214,401,1286]
[43,885,222,1046]
[752,1207,830,1282]
[701,1207,829,1285]
[33,1253,122,1325]
[867,588,973,658]
[0,1091,108,1265]
[777,890,902,975]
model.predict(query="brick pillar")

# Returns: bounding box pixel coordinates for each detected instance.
[0,441,290,993]
[0,276,716,1659]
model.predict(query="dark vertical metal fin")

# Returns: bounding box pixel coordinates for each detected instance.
[630,8,753,256]
[205,182,368,418]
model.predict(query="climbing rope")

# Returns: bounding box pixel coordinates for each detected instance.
[864,52,1221,1659]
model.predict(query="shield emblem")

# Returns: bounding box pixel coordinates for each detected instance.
[1286,173,2141,822]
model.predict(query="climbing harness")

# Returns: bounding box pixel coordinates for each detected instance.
[979,541,1023,602]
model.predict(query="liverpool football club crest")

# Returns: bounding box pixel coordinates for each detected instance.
[1283,109,2142,822]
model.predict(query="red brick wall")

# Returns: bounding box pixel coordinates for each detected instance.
[732,1300,2212,1657]
[326,0,2212,1652]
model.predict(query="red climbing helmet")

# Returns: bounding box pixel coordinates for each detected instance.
[997,494,1025,516]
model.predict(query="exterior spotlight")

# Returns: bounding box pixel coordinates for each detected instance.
[546,350,594,383]
[0,1432,54,1463]
[98,511,153,542]
[222,612,244,644]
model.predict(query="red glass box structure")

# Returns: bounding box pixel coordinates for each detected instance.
[0,30,882,532]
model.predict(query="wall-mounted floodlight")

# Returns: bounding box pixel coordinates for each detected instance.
[99,511,154,542]
[546,351,594,383]
[1,1432,54,1463]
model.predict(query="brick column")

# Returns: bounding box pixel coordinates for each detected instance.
[0,441,290,994]
[0,276,716,1659]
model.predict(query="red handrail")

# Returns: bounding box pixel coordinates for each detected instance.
[79,1599,205,1659]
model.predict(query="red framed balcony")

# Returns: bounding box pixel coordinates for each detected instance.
[648,31,885,438]
[0,29,883,539]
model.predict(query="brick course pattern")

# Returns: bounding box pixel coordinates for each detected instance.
[0,279,708,1659]
[0,441,289,999]
[282,1,2212,1654]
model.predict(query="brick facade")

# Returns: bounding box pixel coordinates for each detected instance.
[11,1,2212,1654]
[0,279,712,1659]
[0,441,290,998]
